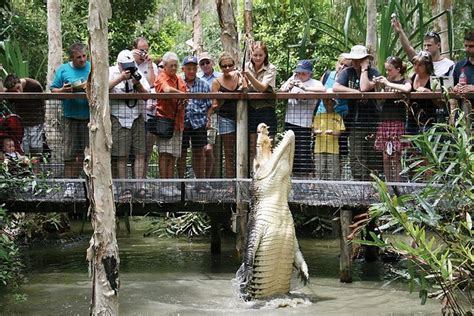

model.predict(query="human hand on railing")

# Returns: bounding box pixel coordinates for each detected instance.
[324,129,334,135]
[313,129,322,135]
[453,83,474,94]
[61,82,73,92]
[415,86,431,92]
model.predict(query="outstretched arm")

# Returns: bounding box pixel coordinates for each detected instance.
[392,18,416,61]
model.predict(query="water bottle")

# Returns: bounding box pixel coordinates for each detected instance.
[459,68,467,85]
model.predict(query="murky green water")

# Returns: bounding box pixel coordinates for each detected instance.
[0,220,441,315]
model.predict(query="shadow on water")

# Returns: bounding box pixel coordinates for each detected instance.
[0,220,441,315]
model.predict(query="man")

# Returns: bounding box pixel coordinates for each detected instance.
[392,18,454,76]
[177,56,212,193]
[109,49,150,200]
[197,52,221,179]
[131,37,160,177]
[154,52,187,197]
[452,30,474,128]
[3,74,44,156]
[333,45,382,181]
[51,42,90,198]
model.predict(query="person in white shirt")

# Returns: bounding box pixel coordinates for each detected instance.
[109,49,150,199]
[391,17,454,76]
[280,60,325,178]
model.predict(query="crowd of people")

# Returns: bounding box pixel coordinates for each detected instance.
[1,25,473,199]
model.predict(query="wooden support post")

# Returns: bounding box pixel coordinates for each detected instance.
[235,99,248,256]
[209,214,221,254]
[340,208,353,283]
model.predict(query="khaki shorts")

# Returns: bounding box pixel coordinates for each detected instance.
[64,118,89,161]
[111,116,146,157]
[157,131,183,158]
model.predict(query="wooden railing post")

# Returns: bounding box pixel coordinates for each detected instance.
[235,98,248,256]
[340,208,353,282]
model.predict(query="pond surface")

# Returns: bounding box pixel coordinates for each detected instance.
[0,220,440,315]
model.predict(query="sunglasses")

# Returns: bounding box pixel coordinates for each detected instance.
[158,65,164,69]
[199,60,211,66]
[425,31,441,42]
[220,63,234,69]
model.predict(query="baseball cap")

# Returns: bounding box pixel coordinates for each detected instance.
[294,60,313,73]
[182,55,198,66]
[198,52,213,64]
[117,50,136,69]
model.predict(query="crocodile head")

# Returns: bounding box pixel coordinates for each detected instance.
[253,129,295,191]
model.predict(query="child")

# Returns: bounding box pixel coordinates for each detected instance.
[1,137,31,176]
[312,99,345,180]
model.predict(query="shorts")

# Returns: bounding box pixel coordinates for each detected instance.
[182,127,207,151]
[248,107,277,136]
[22,123,44,154]
[217,115,235,135]
[111,116,146,157]
[64,118,89,161]
[157,130,183,158]
[207,113,217,145]
[314,153,340,180]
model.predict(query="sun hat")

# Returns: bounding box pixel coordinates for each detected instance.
[341,45,373,60]
[182,55,198,65]
[294,60,313,73]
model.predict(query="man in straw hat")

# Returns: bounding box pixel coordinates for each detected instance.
[333,45,382,181]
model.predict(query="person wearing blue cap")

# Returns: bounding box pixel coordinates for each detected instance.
[280,59,326,178]
[177,56,212,193]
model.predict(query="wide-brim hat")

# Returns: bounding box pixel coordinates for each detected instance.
[341,45,373,60]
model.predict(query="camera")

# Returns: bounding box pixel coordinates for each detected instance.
[126,66,142,81]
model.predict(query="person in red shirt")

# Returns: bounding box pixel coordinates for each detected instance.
[154,52,187,197]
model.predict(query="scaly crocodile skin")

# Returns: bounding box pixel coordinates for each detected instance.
[236,125,309,300]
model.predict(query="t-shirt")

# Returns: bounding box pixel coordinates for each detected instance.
[9,78,44,126]
[336,66,380,127]
[433,58,455,76]
[154,71,187,131]
[453,58,474,85]
[317,70,349,116]
[312,112,345,154]
[50,61,91,119]
[380,78,411,122]
[282,75,321,127]
[109,65,150,129]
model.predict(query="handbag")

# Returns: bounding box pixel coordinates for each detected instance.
[147,80,180,139]
[147,114,174,139]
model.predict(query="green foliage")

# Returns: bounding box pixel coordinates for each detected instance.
[0,38,29,78]
[144,212,211,238]
[362,116,473,314]
[0,206,23,289]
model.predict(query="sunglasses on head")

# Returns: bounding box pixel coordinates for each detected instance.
[199,60,211,66]
[425,31,441,42]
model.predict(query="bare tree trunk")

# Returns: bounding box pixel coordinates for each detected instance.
[192,0,203,55]
[85,0,118,315]
[45,0,63,165]
[216,0,240,64]
[439,0,452,55]
[243,0,254,61]
[365,0,377,65]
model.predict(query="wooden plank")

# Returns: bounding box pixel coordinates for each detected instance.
[340,208,353,283]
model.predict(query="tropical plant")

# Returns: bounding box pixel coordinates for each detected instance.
[358,115,473,315]
[0,38,30,78]
[144,212,211,238]
[0,206,23,288]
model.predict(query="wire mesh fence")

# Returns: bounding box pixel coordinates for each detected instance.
[0,92,472,205]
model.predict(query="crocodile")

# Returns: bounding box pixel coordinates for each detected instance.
[236,123,309,301]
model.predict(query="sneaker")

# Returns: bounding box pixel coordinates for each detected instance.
[170,186,181,196]
[160,186,174,197]
[64,183,76,199]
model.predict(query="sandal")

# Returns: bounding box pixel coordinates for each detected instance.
[135,188,151,199]
[118,189,133,201]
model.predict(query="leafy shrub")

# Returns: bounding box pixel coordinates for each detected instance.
[362,115,473,315]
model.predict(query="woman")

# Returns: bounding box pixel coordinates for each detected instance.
[409,51,436,133]
[242,41,278,167]
[373,56,412,181]
[280,60,326,178]
[209,52,241,184]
